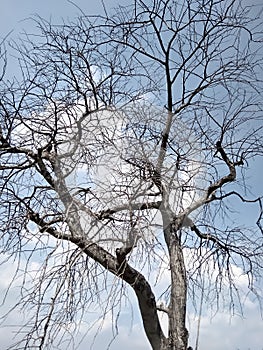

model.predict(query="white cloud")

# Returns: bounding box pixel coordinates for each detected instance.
[187,307,263,350]
[185,254,263,350]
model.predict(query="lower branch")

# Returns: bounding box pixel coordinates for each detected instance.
[73,236,168,350]
[28,211,166,350]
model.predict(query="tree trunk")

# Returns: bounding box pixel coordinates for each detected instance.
[161,211,188,350]
[168,236,188,350]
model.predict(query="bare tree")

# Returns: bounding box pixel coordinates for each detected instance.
[0,0,262,349]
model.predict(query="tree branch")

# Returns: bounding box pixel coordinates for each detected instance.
[28,209,166,350]
[97,200,162,220]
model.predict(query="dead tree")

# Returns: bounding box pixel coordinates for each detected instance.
[0,1,262,349]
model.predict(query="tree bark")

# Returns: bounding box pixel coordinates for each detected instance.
[168,236,188,350]
[72,237,168,350]
[160,203,189,350]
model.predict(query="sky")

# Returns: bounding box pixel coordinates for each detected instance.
[0,1,263,350]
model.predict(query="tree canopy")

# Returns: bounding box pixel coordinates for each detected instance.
[0,0,262,349]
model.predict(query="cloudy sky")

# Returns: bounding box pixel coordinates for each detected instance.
[0,1,262,350]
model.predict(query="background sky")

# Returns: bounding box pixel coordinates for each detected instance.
[0,1,262,350]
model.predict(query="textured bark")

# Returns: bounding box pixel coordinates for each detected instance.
[168,237,188,350]
[160,205,189,350]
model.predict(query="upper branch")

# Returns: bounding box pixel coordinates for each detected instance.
[183,140,244,217]
[206,140,243,198]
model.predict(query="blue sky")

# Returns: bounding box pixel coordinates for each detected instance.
[0,1,262,350]
[0,1,119,35]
